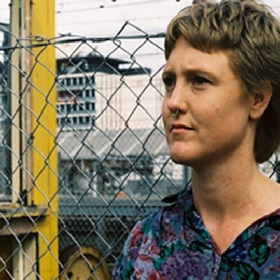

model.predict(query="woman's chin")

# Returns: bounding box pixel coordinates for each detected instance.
[169,145,200,166]
[170,150,192,165]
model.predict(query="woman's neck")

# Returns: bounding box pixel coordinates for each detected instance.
[191,157,269,220]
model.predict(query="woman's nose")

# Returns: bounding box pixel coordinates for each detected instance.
[167,83,189,113]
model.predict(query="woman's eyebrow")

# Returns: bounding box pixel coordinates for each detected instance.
[162,67,217,80]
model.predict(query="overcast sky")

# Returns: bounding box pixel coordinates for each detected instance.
[56,0,280,36]
[0,0,279,37]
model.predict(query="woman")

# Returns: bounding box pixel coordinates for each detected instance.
[113,0,280,279]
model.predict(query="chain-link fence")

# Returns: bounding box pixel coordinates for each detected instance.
[0,2,279,279]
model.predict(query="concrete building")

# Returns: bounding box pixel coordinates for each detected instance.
[56,53,163,131]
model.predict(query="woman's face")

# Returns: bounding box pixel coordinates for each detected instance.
[162,37,254,168]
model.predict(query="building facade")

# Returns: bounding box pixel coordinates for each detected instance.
[56,54,163,131]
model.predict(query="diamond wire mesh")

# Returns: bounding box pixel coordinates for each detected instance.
[0,20,279,279]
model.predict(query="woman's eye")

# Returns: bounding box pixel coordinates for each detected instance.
[191,76,211,88]
[163,76,175,91]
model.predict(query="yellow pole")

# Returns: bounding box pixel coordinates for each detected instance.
[29,0,59,278]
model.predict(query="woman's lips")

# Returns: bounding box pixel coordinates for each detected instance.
[170,123,194,132]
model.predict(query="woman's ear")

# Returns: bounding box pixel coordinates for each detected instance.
[249,82,272,121]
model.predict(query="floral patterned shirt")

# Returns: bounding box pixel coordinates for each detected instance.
[113,187,280,279]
